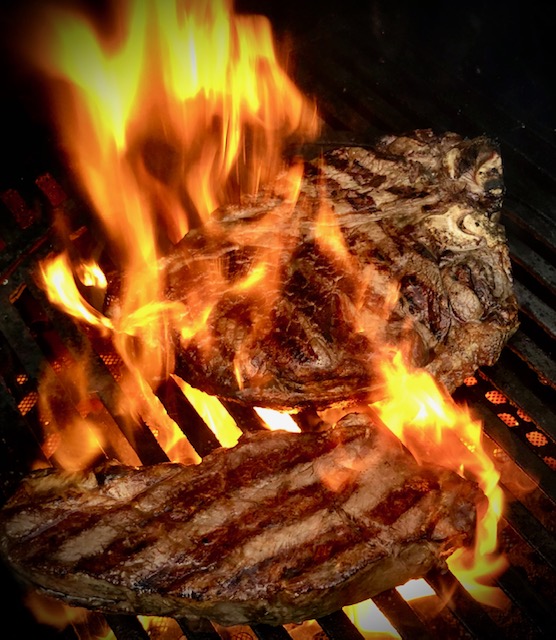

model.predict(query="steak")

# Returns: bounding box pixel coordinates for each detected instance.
[0,412,483,626]
[166,129,518,409]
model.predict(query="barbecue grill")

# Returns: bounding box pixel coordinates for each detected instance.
[1,1,555,638]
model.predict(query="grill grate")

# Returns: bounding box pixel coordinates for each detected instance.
[1,1,556,638]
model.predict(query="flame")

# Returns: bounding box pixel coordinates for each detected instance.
[76,259,108,289]
[255,406,301,432]
[21,0,507,634]
[172,374,242,448]
[372,350,507,604]
[39,252,112,335]
[396,578,435,600]
[30,0,317,469]
[138,615,182,638]
[344,600,398,639]
[24,590,89,631]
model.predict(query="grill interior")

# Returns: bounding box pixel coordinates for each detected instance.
[1,1,555,638]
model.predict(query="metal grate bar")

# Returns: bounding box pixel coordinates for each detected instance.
[425,570,506,639]
[371,589,434,639]
[104,614,151,640]
[503,496,556,571]
[157,376,222,457]
[251,623,295,639]
[0,376,46,500]
[324,20,556,181]
[177,617,222,640]
[316,611,366,640]
[481,356,556,448]
[496,565,556,637]
[220,400,267,433]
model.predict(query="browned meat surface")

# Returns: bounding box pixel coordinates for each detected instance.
[0,413,483,626]
[166,129,518,409]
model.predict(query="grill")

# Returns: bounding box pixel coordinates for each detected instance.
[1,1,555,638]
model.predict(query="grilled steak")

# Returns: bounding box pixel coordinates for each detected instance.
[166,129,518,409]
[0,412,483,626]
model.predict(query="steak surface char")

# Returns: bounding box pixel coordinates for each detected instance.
[166,129,518,409]
[0,413,483,626]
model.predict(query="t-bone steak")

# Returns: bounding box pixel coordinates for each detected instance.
[0,412,483,626]
[165,129,518,409]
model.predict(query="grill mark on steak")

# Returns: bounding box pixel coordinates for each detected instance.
[124,452,452,595]
[78,481,348,580]
[220,423,367,487]
[361,471,440,526]
[201,471,441,593]
[219,521,364,594]
[0,413,485,626]
[184,477,453,600]
[167,129,518,409]
[145,483,363,594]
[21,512,102,558]
[63,427,382,579]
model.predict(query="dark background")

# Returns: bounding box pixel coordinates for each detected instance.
[0,0,553,187]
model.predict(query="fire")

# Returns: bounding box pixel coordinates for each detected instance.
[372,350,507,604]
[255,406,301,432]
[18,0,507,635]
[24,590,89,631]
[172,374,242,448]
[39,252,112,335]
[344,600,398,638]
[29,0,317,463]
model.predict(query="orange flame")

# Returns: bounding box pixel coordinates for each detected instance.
[172,374,242,448]
[24,590,89,631]
[39,252,112,335]
[372,350,507,604]
[23,0,506,633]
[30,0,317,466]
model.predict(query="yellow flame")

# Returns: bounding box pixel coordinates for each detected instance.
[314,197,352,266]
[39,253,113,334]
[76,259,108,289]
[344,600,399,639]
[27,0,506,626]
[255,406,301,432]
[50,418,106,471]
[32,0,317,467]
[396,578,435,600]
[172,374,242,448]
[372,350,507,604]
